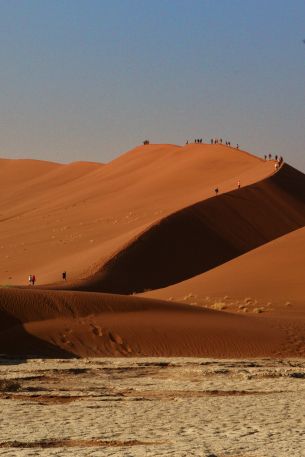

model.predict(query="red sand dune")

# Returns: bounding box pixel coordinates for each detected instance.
[1,144,305,359]
[0,287,303,358]
[0,144,273,286]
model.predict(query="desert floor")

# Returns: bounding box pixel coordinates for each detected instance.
[0,357,304,456]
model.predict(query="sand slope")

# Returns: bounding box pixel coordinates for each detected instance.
[143,225,305,307]
[0,287,302,358]
[76,163,305,294]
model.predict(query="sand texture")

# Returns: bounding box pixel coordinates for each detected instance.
[0,357,305,456]
[1,286,305,358]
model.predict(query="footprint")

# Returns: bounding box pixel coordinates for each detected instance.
[91,325,103,336]
[109,332,123,345]
[123,344,132,353]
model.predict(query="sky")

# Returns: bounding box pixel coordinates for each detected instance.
[0,0,305,170]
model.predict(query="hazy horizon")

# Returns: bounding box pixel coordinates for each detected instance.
[1,0,305,171]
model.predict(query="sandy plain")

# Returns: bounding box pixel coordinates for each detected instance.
[1,357,305,456]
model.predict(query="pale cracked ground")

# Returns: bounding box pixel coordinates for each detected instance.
[0,358,305,457]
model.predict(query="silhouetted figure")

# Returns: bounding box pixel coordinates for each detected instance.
[143,140,150,145]
[275,155,278,161]
[214,187,219,196]
[211,139,214,144]
[32,274,36,285]
[186,140,188,145]
[237,180,241,189]
[264,155,267,160]
[62,271,67,281]
[268,153,272,160]
[228,141,231,146]
[220,138,222,144]
[279,156,283,164]
[236,144,239,149]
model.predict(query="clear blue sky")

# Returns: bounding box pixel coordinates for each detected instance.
[0,0,305,170]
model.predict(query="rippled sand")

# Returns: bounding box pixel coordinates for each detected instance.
[0,357,305,456]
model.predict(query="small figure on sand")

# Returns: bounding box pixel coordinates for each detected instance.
[237,180,241,189]
[275,162,279,171]
[62,271,67,281]
[143,140,150,145]
[28,274,36,285]
[214,187,219,196]
[236,144,239,149]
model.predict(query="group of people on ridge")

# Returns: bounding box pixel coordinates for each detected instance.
[187,138,237,147]
[264,154,283,170]
[214,153,283,196]
[210,138,234,147]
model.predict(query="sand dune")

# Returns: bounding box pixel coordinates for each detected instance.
[0,144,274,285]
[0,287,303,358]
[75,163,305,294]
[1,144,304,359]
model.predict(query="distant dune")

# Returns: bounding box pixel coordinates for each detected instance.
[1,143,305,359]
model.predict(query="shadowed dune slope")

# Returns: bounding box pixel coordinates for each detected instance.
[0,305,73,358]
[143,225,305,306]
[0,287,299,358]
[0,145,273,285]
[75,163,305,294]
